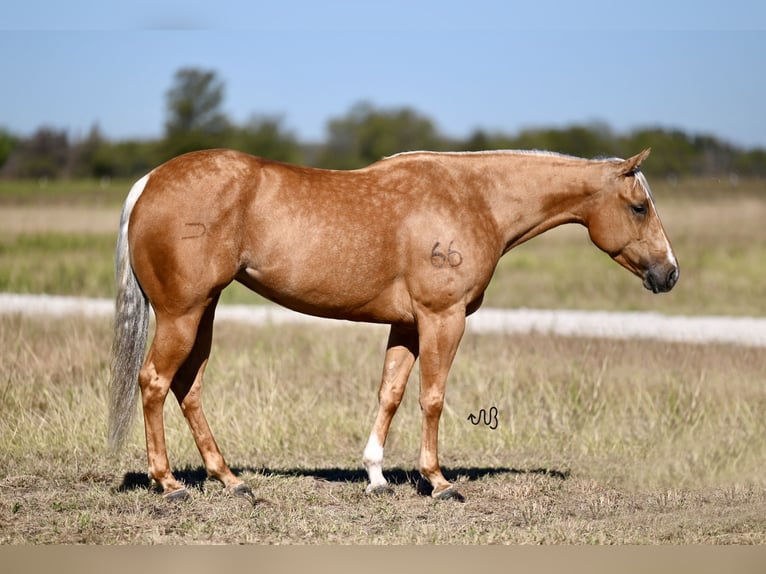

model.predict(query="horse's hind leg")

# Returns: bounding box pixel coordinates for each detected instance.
[139,307,207,499]
[170,295,251,498]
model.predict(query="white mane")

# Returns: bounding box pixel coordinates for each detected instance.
[384,149,580,161]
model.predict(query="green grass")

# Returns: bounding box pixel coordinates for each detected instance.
[0,178,131,207]
[1,315,765,543]
[0,233,116,297]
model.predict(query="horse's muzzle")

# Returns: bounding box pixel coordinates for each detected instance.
[643,265,679,294]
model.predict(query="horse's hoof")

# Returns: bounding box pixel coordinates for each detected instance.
[163,487,190,502]
[365,483,394,496]
[433,486,465,502]
[230,482,269,506]
[230,483,254,499]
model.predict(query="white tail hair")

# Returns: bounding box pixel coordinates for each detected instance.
[107,174,151,451]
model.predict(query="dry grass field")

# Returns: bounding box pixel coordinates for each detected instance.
[0,176,765,544]
[0,315,765,544]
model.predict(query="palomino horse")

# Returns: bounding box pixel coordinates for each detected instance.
[109,148,678,501]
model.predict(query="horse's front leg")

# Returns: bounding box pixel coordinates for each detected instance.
[363,325,419,494]
[415,306,466,501]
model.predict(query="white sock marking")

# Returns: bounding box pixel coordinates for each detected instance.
[362,434,387,492]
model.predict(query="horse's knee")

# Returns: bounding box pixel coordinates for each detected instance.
[378,392,403,417]
[419,391,444,416]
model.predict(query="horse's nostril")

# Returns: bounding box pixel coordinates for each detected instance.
[667,267,679,289]
[645,266,678,293]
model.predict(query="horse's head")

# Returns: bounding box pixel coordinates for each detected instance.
[584,149,679,293]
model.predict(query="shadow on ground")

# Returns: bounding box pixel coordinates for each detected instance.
[117,465,569,497]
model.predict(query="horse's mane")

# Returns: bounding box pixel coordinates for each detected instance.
[384,149,580,161]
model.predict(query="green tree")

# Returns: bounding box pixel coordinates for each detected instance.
[70,123,108,178]
[512,123,615,159]
[89,139,160,178]
[0,128,18,171]
[165,68,227,135]
[5,127,69,179]
[463,129,517,151]
[226,115,302,163]
[624,128,697,177]
[733,149,766,177]
[163,68,229,159]
[318,102,442,169]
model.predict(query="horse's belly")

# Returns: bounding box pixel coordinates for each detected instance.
[235,264,414,324]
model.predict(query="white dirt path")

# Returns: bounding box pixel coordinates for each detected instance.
[1,293,765,348]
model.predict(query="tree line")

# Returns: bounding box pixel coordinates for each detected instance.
[1,68,764,180]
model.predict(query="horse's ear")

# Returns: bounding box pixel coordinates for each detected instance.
[617,148,651,176]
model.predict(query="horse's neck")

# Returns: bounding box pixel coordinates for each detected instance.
[477,155,597,253]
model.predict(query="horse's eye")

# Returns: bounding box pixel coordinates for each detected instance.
[630,203,648,216]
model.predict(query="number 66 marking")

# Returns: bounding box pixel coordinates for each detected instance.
[431,240,463,268]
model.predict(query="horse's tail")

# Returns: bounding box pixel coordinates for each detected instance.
[108,174,151,452]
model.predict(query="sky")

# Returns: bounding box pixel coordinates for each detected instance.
[1,1,766,149]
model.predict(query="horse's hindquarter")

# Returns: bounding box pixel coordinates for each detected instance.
[128,150,257,311]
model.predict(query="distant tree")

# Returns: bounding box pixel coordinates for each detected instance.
[69,123,107,178]
[2,127,69,179]
[512,123,616,159]
[461,122,617,159]
[163,68,229,159]
[734,149,766,177]
[624,128,697,177]
[3,88,765,181]
[318,102,443,169]
[165,68,228,136]
[227,115,302,163]
[463,129,516,151]
[691,133,737,176]
[0,128,18,171]
[89,139,161,178]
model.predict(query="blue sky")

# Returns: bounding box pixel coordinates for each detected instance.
[2,1,765,149]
